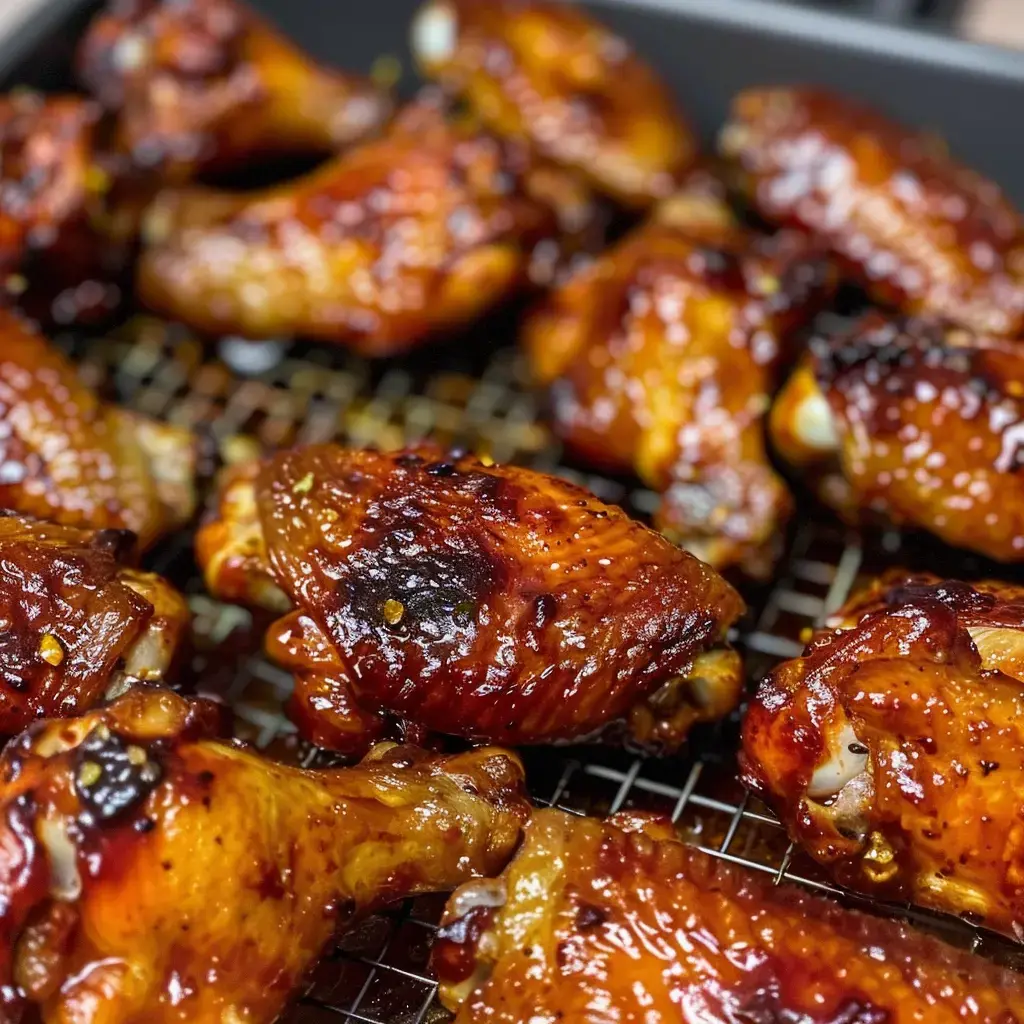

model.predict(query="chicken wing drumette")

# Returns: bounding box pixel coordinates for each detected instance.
[77,0,391,183]
[770,312,1024,561]
[411,0,696,207]
[0,514,187,734]
[196,443,744,756]
[0,687,528,1023]
[743,570,1024,937]
[524,172,833,577]
[720,87,1024,336]
[434,809,1024,1023]
[0,310,196,549]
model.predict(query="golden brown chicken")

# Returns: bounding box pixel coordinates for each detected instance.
[0,686,528,1023]
[524,173,833,577]
[742,570,1024,938]
[0,514,187,734]
[0,310,196,549]
[434,809,1024,1023]
[136,100,559,354]
[720,86,1024,336]
[411,0,696,207]
[770,312,1024,562]
[196,443,745,756]
[77,0,391,183]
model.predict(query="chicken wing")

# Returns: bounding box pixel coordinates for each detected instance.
[0,514,187,735]
[136,100,558,355]
[0,310,196,549]
[434,809,1024,1023]
[742,570,1024,937]
[196,443,744,755]
[769,312,1024,561]
[524,172,833,577]
[78,0,391,183]
[720,87,1024,335]
[411,0,696,207]
[0,686,528,1024]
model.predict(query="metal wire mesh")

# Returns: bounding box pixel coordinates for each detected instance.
[56,320,1024,1024]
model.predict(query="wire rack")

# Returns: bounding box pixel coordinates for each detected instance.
[57,319,1024,1024]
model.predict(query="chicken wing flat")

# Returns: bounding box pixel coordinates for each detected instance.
[136,101,557,354]
[769,312,1024,561]
[433,809,1024,1023]
[524,173,833,577]
[411,0,696,207]
[0,687,528,1024]
[742,570,1024,937]
[196,443,744,755]
[720,87,1024,336]
[0,310,196,549]
[0,514,187,734]
[78,0,391,182]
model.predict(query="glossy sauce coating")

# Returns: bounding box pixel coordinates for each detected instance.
[434,809,1024,1023]
[743,570,1024,937]
[770,312,1024,561]
[721,87,1024,335]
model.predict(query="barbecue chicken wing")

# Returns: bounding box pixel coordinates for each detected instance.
[434,809,1024,1023]
[721,87,1024,335]
[136,101,559,355]
[196,443,744,755]
[524,172,833,577]
[78,0,391,183]
[770,312,1024,561]
[0,514,187,735]
[0,310,196,549]
[411,0,696,207]
[0,687,528,1024]
[743,570,1024,937]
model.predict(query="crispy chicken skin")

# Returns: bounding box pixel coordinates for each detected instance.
[721,87,1024,335]
[524,173,833,577]
[0,310,196,549]
[742,570,1024,938]
[433,809,1024,1023]
[136,101,557,354]
[411,0,696,207]
[78,0,391,182]
[0,515,187,735]
[0,687,528,1024]
[770,312,1024,561]
[196,444,745,755]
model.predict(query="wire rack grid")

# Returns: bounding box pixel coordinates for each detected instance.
[58,320,1024,1024]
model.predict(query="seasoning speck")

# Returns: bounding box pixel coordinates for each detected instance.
[5,274,27,296]
[38,633,65,667]
[382,599,405,626]
[292,472,315,494]
[126,745,147,766]
[78,761,102,787]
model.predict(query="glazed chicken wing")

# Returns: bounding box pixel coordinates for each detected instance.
[434,809,1024,1023]
[0,310,196,549]
[78,0,391,183]
[196,443,744,755]
[524,172,833,577]
[0,514,187,734]
[743,570,1024,937]
[0,687,528,1023]
[411,0,696,207]
[770,312,1024,561]
[720,87,1024,335]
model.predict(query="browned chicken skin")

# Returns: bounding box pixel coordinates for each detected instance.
[743,570,1024,938]
[524,172,833,577]
[721,87,1024,335]
[411,0,696,207]
[78,0,391,182]
[770,312,1024,561]
[434,809,1024,1023]
[0,310,196,549]
[0,514,187,735]
[196,443,745,756]
[0,687,528,1023]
